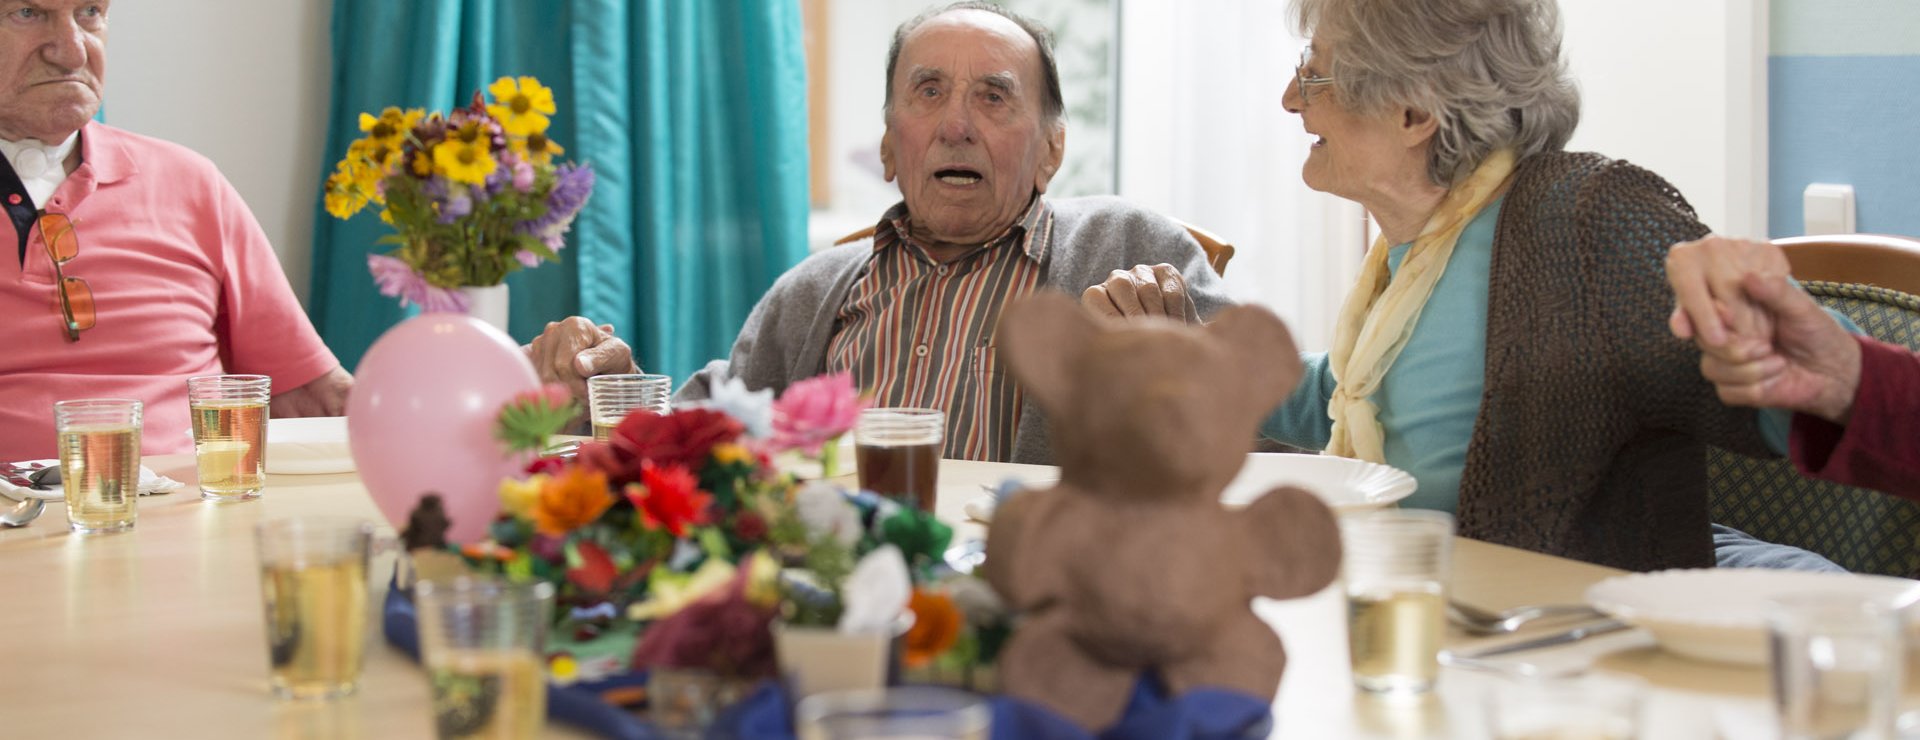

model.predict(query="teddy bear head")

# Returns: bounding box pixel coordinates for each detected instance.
[997,292,1304,501]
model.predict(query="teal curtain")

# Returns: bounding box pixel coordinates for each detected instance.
[311,0,810,383]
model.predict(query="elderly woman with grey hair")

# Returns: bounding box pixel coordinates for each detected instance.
[1089,0,1833,573]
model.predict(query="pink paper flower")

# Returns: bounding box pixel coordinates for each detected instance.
[367,254,469,313]
[768,372,865,455]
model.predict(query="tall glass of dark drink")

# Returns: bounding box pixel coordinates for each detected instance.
[854,408,944,512]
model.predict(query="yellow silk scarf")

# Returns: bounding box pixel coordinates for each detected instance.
[1325,149,1517,463]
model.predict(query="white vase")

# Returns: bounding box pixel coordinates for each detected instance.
[772,621,893,699]
[461,284,510,334]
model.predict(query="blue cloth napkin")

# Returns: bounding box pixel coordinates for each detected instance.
[388,582,1272,740]
[709,674,1272,740]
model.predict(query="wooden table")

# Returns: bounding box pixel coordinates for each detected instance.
[0,455,1777,738]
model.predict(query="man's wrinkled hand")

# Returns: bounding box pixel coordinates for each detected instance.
[270,366,354,418]
[1082,264,1197,323]
[526,316,639,402]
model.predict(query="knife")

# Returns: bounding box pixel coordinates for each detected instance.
[1443,618,1634,660]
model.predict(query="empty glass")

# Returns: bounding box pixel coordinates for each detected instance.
[1771,592,1904,740]
[1341,509,1454,694]
[587,374,672,441]
[54,398,142,533]
[1486,671,1645,740]
[796,686,989,740]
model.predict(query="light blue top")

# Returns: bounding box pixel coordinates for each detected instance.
[1260,198,1811,514]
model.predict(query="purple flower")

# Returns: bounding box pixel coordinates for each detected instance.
[518,163,595,250]
[424,178,473,224]
[367,254,470,313]
[514,249,541,268]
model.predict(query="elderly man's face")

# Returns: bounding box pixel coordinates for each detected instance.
[881,9,1064,247]
[0,1,108,143]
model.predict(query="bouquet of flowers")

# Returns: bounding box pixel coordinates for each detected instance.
[323,76,595,313]
[438,373,1008,693]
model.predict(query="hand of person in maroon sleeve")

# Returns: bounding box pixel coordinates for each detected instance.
[527,317,639,403]
[1082,263,1199,323]
[1665,236,1862,424]
[270,366,355,418]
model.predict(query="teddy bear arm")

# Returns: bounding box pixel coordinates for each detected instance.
[982,488,1066,610]
[1237,486,1342,600]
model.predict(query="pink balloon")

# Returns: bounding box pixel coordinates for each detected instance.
[347,314,538,543]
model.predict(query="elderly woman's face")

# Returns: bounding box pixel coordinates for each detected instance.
[1283,41,1428,205]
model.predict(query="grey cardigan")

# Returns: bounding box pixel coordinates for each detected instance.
[676,195,1232,464]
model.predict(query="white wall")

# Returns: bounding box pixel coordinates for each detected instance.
[101,0,332,305]
[1560,0,1768,239]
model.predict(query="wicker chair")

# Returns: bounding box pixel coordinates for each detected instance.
[1706,234,1920,577]
[833,220,1236,276]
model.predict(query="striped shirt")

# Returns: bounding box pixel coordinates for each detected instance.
[826,198,1052,462]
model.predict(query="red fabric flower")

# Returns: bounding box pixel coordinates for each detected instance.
[607,408,744,478]
[731,510,769,543]
[625,461,713,537]
[630,568,777,679]
[524,455,569,476]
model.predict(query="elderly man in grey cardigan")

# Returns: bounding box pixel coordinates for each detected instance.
[528,2,1227,465]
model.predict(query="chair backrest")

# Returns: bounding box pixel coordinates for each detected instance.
[832,221,1236,277]
[1778,234,1920,295]
[1706,269,1920,577]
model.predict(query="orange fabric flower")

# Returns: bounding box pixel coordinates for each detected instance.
[534,466,615,536]
[903,589,962,668]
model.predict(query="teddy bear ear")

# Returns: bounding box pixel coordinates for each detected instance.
[996,291,1098,413]
[1205,304,1304,411]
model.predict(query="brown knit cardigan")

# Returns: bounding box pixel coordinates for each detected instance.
[1456,151,1774,572]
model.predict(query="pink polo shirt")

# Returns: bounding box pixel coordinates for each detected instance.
[0,122,338,458]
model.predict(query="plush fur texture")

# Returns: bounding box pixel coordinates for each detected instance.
[983,292,1343,730]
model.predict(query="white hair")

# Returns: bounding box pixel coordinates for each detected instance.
[1293,0,1581,187]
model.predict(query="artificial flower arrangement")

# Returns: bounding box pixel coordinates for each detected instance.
[323,76,596,313]
[417,372,1009,709]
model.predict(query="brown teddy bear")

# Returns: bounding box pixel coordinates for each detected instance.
[983,292,1343,730]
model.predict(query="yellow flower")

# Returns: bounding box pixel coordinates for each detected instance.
[627,559,737,621]
[487,76,555,137]
[711,443,752,467]
[549,654,579,686]
[499,474,547,521]
[433,137,496,186]
[358,106,423,144]
[410,150,433,177]
[511,131,565,166]
[742,550,782,608]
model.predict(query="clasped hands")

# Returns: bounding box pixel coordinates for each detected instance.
[1664,236,1861,425]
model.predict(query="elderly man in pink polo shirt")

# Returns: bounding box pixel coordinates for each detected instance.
[0,1,351,458]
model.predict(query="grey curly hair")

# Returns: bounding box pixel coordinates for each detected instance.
[1292,0,1581,187]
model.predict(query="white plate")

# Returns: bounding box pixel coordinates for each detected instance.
[266,417,354,475]
[1220,453,1417,513]
[965,452,1415,523]
[1585,568,1920,665]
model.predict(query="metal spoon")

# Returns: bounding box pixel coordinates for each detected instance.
[1448,600,1605,636]
[0,490,45,528]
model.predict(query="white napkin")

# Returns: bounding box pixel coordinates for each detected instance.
[2,460,183,501]
[836,545,911,635]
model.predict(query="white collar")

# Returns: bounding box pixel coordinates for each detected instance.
[0,132,80,181]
